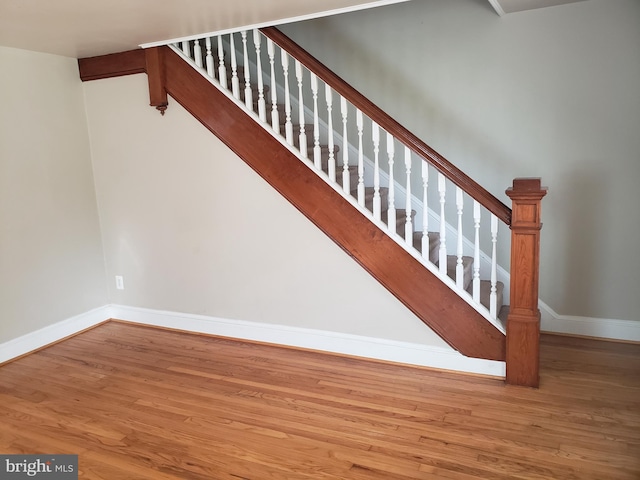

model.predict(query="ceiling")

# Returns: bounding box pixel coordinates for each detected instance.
[0,0,411,58]
[0,0,588,59]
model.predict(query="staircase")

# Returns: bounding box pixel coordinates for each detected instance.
[78,28,546,387]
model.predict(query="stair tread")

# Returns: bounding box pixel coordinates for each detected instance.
[350,187,390,212]
[378,209,414,236]
[466,279,505,316]
[411,232,440,263]
[301,145,341,168]
[285,122,314,131]
[441,255,473,291]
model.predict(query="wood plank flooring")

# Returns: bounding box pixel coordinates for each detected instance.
[0,321,638,479]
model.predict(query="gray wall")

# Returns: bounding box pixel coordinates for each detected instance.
[0,47,107,343]
[281,0,640,322]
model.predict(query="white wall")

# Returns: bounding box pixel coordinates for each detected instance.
[82,74,449,347]
[0,47,107,343]
[280,0,640,323]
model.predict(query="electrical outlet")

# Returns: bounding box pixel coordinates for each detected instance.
[115,275,124,290]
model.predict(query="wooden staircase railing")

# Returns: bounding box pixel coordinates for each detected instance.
[78,31,546,386]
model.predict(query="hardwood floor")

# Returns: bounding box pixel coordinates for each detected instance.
[0,321,638,479]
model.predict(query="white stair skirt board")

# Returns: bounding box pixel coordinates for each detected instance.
[108,305,506,377]
[540,301,640,342]
[0,306,110,364]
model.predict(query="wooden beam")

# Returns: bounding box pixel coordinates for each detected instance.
[78,49,146,82]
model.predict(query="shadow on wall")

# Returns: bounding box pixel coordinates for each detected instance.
[282,13,518,194]
[553,167,604,318]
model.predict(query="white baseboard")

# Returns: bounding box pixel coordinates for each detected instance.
[108,305,506,377]
[0,306,110,364]
[540,301,640,342]
[4,303,636,376]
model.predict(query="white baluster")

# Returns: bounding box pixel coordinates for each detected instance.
[438,173,447,275]
[421,162,430,259]
[356,110,365,207]
[217,36,227,89]
[473,201,481,304]
[281,52,293,145]
[181,41,190,57]
[193,40,203,68]
[386,133,396,232]
[295,60,307,159]
[205,37,214,78]
[404,147,413,245]
[310,73,321,170]
[267,39,279,134]
[490,214,498,318]
[326,85,335,181]
[455,187,464,289]
[241,31,253,110]
[341,96,350,195]
[253,30,266,122]
[372,122,381,221]
[230,34,240,99]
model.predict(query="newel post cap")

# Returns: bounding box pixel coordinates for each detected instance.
[506,177,548,200]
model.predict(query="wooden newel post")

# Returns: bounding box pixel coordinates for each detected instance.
[145,47,168,115]
[505,178,547,387]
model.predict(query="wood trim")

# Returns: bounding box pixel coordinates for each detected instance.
[505,178,547,386]
[260,27,512,226]
[145,47,168,115]
[162,46,505,361]
[78,49,146,82]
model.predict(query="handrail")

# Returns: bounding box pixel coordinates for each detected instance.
[260,27,512,226]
